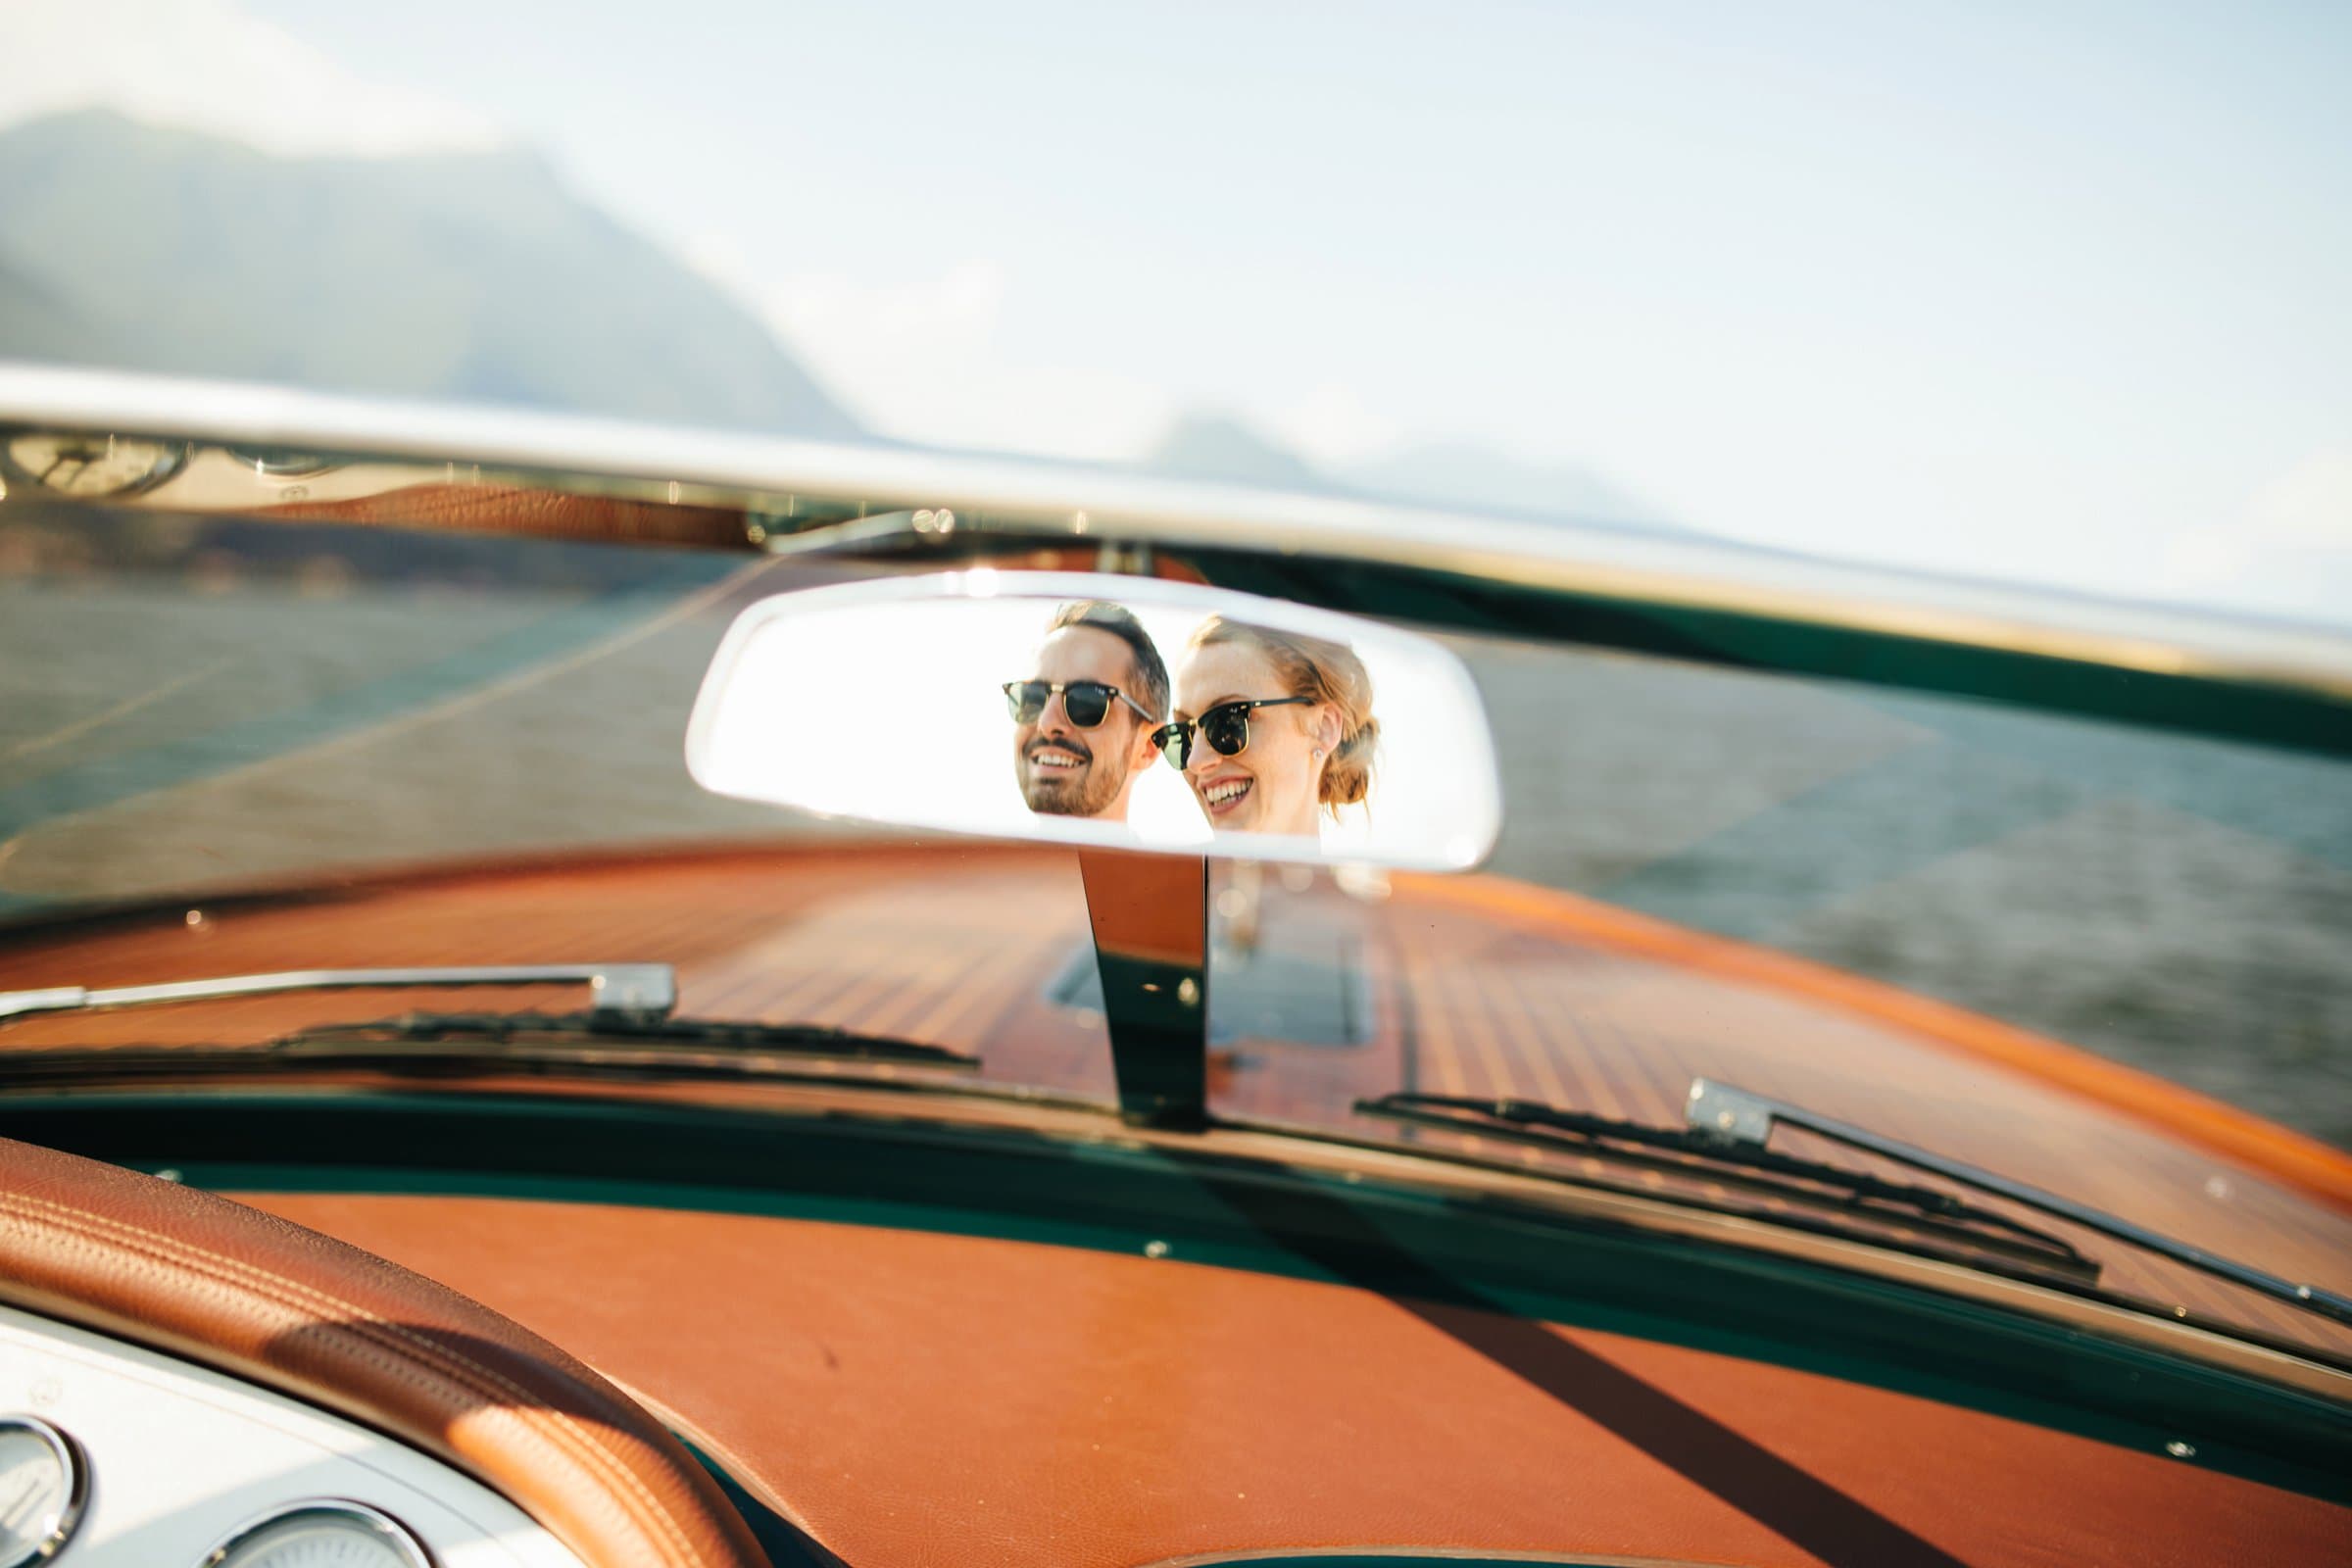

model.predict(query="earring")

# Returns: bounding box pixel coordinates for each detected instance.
[1311,747,1324,759]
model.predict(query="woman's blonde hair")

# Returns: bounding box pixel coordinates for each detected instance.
[1189,617,1379,814]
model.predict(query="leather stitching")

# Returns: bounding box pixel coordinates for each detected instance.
[0,1191,715,1568]
[0,1197,687,1565]
[0,1192,704,1567]
[0,1193,704,1568]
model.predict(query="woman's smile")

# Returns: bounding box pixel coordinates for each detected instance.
[1196,769,1255,820]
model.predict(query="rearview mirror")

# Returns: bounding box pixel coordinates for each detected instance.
[685,570,1502,870]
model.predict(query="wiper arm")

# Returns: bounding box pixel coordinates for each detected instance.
[1687,1079,2352,1329]
[2,961,972,1071]
[0,963,677,1026]
[274,1008,974,1067]
[1357,1089,2095,1278]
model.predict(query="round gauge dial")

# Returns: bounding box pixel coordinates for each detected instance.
[2,431,188,498]
[201,1501,433,1567]
[222,445,344,479]
[0,1416,88,1568]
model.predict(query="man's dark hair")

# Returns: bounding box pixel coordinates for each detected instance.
[1049,601,1169,721]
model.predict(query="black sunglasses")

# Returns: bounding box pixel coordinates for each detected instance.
[1152,697,1312,770]
[1003,679,1154,728]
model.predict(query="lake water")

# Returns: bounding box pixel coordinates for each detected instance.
[1468,640,2352,1147]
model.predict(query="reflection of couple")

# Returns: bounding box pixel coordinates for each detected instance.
[1004,601,1379,837]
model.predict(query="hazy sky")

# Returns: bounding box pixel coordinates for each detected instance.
[9,0,2350,620]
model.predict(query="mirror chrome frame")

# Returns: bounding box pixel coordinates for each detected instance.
[682,568,1504,871]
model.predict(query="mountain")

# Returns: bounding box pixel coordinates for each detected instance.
[0,257,100,364]
[0,111,858,438]
[1143,413,1328,492]
[1141,411,1689,537]
[1336,441,1675,533]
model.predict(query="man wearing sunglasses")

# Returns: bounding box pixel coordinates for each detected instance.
[1004,601,1170,821]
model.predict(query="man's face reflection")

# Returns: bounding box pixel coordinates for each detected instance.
[1015,626,1155,820]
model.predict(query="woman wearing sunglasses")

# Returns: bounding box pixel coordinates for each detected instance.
[1157,616,1379,838]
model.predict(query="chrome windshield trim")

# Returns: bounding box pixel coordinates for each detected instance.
[3,364,2348,701]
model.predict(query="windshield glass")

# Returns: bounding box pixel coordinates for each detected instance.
[5,492,2350,1363]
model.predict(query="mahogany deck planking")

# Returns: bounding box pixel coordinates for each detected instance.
[3,838,2347,1360]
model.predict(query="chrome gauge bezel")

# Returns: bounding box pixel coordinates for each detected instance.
[0,430,190,499]
[221,444,344,478]
[0,1416,89,1568]
[200,1499,434,1567]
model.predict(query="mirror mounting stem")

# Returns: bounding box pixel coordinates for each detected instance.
[1077,850,1209,1131]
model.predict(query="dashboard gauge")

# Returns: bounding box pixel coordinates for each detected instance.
[222,445,344,478]
[0,1416,88,1568]
[2,430,188,498]
[201,1501,433,1567]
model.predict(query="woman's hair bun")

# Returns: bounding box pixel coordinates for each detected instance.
[1320,714,1379,808]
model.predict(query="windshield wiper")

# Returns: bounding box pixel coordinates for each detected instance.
[0,959,976,1074]
[0,1011,975,1090]
[0,963,678,1025]
[1357,1088,2095,1279]
[1360,1080,2352,1329]
[1682,1079,2352,1328]
[271,1008,972,1067]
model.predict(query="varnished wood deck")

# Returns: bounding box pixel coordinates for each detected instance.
[3,838,2348,1362]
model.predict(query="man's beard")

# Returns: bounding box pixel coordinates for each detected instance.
[1020,737,1128,816]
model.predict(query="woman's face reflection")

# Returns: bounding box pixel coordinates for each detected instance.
[1173,641,1327,837]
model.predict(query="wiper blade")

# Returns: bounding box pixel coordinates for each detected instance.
[274,1008,974,1068]
[1686,1079,2352,1329]
[0,1012,976,1089]
[0,963,677,1025]
[1356,1089,2096,1277]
